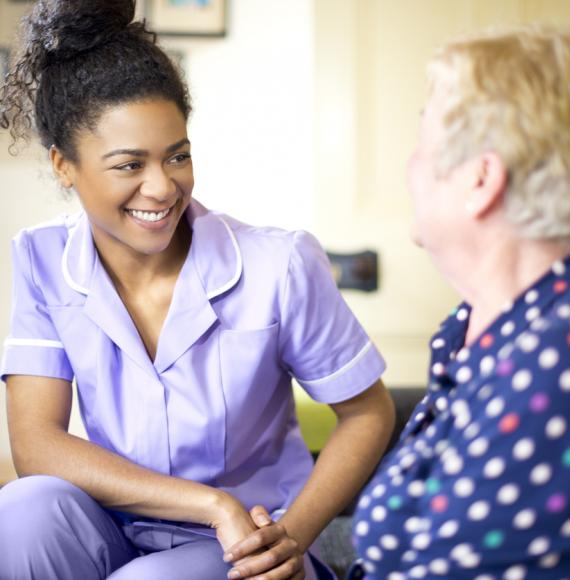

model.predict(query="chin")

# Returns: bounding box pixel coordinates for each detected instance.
[132,238,173,256]
[147,243,173,256]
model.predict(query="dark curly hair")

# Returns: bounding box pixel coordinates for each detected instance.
[0,0,191,161]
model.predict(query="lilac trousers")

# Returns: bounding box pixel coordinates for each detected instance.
[0,476,324,580]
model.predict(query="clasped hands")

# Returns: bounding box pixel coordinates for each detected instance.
[215,504,305,580]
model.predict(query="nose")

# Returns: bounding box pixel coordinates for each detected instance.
[139,164,177,202]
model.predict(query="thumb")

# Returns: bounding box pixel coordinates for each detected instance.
[250,505,272,527]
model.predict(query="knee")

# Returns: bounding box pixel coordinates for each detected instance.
[0,475,88,539]
[109,539,230,580]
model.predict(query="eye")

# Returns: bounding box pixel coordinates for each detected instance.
[168,152,191,165]
[114,161,143,172]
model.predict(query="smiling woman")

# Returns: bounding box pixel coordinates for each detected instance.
[0,1,394,579]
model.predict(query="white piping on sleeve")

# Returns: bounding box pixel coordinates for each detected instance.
[4,338,65,349]
[206,217,243,300]
[298,341,373,386]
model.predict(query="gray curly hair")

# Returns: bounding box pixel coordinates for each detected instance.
[428,26,570,240]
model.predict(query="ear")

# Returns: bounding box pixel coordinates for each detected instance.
[464,151,508,218]
[49,146,75,189]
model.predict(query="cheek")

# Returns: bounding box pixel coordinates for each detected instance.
[186,173,195,193]
[178,165,195,196]
[406,152,427,206]
[406,154,416,189]
[406,152,436,245]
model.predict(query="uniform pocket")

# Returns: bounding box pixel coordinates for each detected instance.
[219,323,291,472]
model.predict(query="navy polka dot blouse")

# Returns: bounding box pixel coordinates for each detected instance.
[351,258,570,579]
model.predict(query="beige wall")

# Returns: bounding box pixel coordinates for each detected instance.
[2,0,570,480]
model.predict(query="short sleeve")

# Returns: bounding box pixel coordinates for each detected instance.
[279,231,385,403]
[1,232,73,382]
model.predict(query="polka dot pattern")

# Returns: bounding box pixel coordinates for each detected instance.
[438,520,459,538]
[512,369,532,391]
[497,483,520,505]
[501,320,516,336]
[480,355,495,375]
[468,437,489,457]
[351,257,570,579]
[518,333,539,353]
[371,506,387,521]
[539,552,560,568]
[467,500,490,520]
[546,416,566,439]
[513,508,536,529]
[499,413,520,433]
[483,529,504,549]
[477,386,492,401]
[554,280,568,294]
[546,492,567,513]
[513,438,535,461]
[483,457,506,478]
[453,477,475,497]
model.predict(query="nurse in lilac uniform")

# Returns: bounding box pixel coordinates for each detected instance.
[0,1,395,579]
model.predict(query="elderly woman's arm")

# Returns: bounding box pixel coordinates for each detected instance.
[224,379,395,577]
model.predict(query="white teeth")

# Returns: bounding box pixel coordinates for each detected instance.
[129,208,170,222]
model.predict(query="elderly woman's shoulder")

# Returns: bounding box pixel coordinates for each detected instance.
[508,311,570,392]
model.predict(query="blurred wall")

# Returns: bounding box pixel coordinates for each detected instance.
[1,0,570,480]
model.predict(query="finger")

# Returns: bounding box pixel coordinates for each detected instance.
[244,554,303,580]
[250,505,273,528]
[228,538,299,578]
[224,524,286,563]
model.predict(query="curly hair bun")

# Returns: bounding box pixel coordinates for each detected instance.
[28,0,137,61]
[1,0,189,158]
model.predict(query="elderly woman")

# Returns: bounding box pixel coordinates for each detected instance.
[351,26,570,579]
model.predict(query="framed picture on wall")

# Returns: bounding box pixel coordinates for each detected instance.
[144,0,227,38]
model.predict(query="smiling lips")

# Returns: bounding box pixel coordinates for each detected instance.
[126,207,172,223]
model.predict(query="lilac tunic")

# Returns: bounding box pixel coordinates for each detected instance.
[2,198,385,523]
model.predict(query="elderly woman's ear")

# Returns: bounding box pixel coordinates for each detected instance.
[464,151,508,218]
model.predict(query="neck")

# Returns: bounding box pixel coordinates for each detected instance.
[97,220,192,294]
[460,236,570,345]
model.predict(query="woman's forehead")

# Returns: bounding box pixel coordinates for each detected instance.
[77,99,188,148]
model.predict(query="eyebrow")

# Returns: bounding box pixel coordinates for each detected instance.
[101,138,190,160]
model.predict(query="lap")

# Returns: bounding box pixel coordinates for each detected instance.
[0,476,138,580]
[109,534,329,580]
[109,534,230,580]
[0,477,333,580]
[0,475,132,545]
